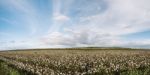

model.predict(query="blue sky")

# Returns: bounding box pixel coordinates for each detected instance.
[0,0,150,50]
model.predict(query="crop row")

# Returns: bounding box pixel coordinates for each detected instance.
[0,50,150,75]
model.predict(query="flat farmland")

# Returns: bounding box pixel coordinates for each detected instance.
[0,48,150,75]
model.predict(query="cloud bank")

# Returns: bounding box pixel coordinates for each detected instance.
[1,0,150,50]
[42,0,150,48]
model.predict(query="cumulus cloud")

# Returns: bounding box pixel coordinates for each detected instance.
[41,28,121,47]
[53,13,69,22]
[41,32,75,47]
[41,29,150,48]
[42,0,150,48]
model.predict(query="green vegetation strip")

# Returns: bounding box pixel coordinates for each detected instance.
[0,60,20,75]
[0,60,33,75]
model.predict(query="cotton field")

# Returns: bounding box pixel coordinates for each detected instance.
[0,49,150,75]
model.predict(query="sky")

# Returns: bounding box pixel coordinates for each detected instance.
[0,0,150,50]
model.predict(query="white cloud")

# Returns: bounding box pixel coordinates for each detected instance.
[41,28,121,47]
[53,13,69,22]
[40,29,150,48]
[42,0,150,48]
[41,32,75,46]
[72,0,150,35]
[48,0,70,33]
